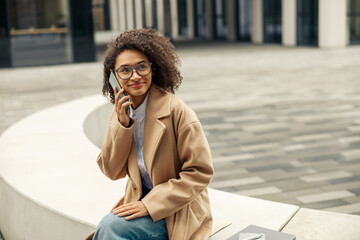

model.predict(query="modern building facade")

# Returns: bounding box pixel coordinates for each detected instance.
[0,0,96,68]
[106,0,359,47]
[1,0,359,68]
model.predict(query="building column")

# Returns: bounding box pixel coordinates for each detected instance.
[119,0,127,32]
[226,0,237,41]
[135,0,144,28]
[204,0,214,40]
[186,0,195,39]
[318,0,347,48]
[282,0,296,46]
[251,0,263,43]
[170,0,179,39]
[145,0,153,27]
[109,0,119,31]
[156,0,165,35]
[125,0,135,29]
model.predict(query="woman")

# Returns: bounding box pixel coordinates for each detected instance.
[86,28,214,240]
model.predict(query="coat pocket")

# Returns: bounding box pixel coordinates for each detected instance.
[189,197,207,224]
[170,197,209,240]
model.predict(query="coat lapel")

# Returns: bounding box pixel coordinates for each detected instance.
[143,85,171,179]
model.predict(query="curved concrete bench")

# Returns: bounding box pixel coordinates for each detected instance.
[0,95,358,240]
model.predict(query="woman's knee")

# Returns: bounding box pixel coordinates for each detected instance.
[95,213,128,237]
[101,213,125,227]
[94,213,168,240]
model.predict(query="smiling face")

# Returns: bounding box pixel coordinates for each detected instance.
[114,49,153,109]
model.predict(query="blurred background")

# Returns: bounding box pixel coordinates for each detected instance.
[1,2,360,238]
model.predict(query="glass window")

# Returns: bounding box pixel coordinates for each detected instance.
[237,0,251,41]
[297,0,318,46]
[178,0,188,37]
[195,0,206,39]
[348,0,360,44]
[92,0,110,31]
[215,0,227,39]
[8,0,72,67]
[263,0,282,43]
[0,0,11,67]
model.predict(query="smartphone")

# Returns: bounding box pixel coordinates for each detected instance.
[109,72,129,112]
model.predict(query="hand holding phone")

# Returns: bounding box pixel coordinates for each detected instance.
[109,72,131,126]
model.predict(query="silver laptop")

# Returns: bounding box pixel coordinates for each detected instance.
[228,225,296,240]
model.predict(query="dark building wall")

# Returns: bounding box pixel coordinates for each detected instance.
[0,0,11,68]
[69,0,96,63]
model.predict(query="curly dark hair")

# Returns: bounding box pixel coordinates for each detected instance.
[102,28,183,104]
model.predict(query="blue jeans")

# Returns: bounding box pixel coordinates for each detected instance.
[92,213,169,240]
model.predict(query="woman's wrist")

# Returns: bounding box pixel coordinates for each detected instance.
[118,116,132,128]
[127,118,134,128]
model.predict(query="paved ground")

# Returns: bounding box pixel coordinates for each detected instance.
[1,42,360,217]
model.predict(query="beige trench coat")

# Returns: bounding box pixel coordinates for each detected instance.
[86,84,214,240]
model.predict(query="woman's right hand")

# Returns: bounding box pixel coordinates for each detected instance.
[114,87,132,127]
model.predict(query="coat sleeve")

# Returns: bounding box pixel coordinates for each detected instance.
[142,119,214,221]
[97,109,134,180]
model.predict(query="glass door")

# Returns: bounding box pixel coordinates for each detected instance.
[194,0,207,39]
[297,0,318,46]
[348,0,360,44]
[214,0,227,39]
[0,0,11,67]
[263,0,282,43]
[178,0,188,37]
[237,0,251,41]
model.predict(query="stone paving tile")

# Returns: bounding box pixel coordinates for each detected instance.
[300,170,353,183]
[213,154,255,162]
[209,176,265,188]
[289,159,338,168]
[344,196,360,204]
[241,169,294,182]
[342,149,360,160]
[291,133,333,142]
[236,186,282,197]
[223,114,268,123]
[348,126,360,132]
[324,203,360,214]
[283,144,306,152]
[296,190,355,204]
[239,142,280,152]
[327,174,360,185]
[202,123,235,131]
[246,163,292,172]
[349,187,360,196]
[257,178,327,192]
[339,136,360,144]
[321,181,360,193]
[296,153,343,162]
[263,188,324,202]
[301,199,349,210]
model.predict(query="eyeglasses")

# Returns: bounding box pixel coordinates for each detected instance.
[114,62,152,80]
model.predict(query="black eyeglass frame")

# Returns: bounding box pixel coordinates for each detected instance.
[114,62,153,80]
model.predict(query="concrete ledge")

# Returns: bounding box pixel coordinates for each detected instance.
[282,208,360,239]
[0,95,358,240]
[0,95,127,240]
